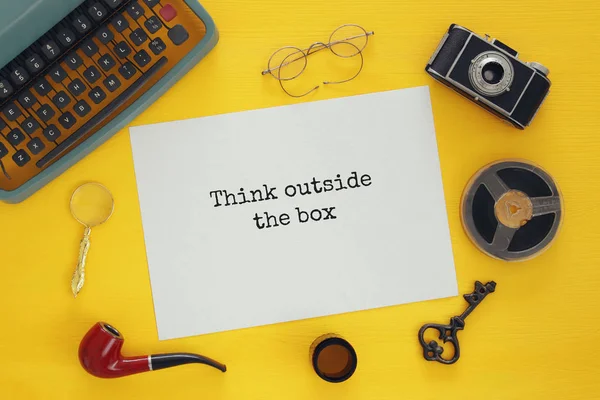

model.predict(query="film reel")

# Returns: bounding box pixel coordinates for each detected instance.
[461,160,563,261]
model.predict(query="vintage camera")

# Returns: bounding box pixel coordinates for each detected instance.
[426,24,550,129]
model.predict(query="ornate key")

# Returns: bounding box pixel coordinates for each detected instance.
[418,281,496,364]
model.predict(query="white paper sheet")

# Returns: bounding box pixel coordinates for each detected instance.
[130,87,457,340]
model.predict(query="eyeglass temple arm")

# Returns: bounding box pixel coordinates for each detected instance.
[307,32,375,54]
[323,43,364,86]
[325,32,374,51]
[261,52,308,75]
[261,44,330,76]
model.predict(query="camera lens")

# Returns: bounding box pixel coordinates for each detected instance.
[482,62,504,84]
[469,51,514,97]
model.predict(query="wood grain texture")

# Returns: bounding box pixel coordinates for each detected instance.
[1,0,599,399]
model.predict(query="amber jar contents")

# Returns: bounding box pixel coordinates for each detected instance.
[310,334,357,383]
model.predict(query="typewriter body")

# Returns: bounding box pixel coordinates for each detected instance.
[0,0,218,203]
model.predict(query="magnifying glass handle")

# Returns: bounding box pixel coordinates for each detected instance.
[71,227,91,297]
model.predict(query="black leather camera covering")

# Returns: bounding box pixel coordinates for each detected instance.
[511,74,550,126]
[427,25,471,76]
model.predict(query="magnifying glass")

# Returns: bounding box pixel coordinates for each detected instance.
[70,183,114,297]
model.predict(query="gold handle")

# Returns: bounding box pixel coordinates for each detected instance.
[71,227,91,297]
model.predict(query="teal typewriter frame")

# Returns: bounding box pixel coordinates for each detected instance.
[0,0,219,203]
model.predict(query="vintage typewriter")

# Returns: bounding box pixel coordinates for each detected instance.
[0,0,218,203]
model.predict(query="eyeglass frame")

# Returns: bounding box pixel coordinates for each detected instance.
[262,24,375,97]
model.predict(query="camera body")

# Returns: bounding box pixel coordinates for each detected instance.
[426,24,550,129]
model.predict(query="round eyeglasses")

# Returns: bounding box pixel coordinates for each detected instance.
[262,24,374,98]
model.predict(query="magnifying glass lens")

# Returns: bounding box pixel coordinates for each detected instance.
[71,183,114,227]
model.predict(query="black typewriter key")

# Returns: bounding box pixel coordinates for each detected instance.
[3,103,22,121]
[33,78,52,96]
[81,39,99,57]
[127,2,145,20]
[66,53,84,70]
[7,128,25,146]
[99,54,117,71]
[149,38,166,55]
[143,0,160,8]
[130,28,148,46]
[89,3,108,22]
[43,125,61,141]
[103,0,123,9]
[89,87,107,104]
[18,89,37,109]
[0,80,13,99]
[0,143,8,159]
[133,50,151,67]
[58,112,76,129]
[27,138,45,155]
[97,26,115,45]
[111,14,130,33]
[118,62,137,80]
[53,91,72,109]
[103,75,121,92]
[13,150,31,167]
[10,67,29,87]
[68,79,87,97]
[168,25,189,46]
[73,15,92,34]
[0,118,6,131]
[58,29,77,48]
[74,100,92,117]
[21,117,40,135]
[49,65,68,83]
[145,16,163,34]
[36,104,55,122]
[25,54,45,74]
[41,40,60,60]
[114,41,132,58]
[83,66,102,84]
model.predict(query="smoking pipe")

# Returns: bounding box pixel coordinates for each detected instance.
[79,322,227,378]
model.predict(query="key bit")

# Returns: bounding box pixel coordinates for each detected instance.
[418,281,496,364]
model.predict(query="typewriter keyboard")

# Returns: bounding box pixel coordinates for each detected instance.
[0,0,207,191]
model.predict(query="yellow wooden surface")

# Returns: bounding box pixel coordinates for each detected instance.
[1,0,600,398]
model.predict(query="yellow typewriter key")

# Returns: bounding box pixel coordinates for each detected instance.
[69,183,114,298]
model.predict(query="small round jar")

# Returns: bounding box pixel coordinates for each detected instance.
[309,334,357,383]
